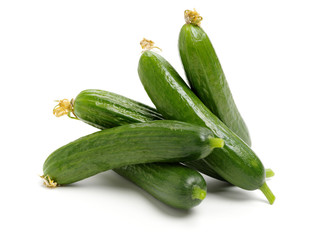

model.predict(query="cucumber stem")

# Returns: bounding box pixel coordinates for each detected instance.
[259,182,275,205]
[266,168,275,178]
[209,137,224,149]
[184,9,203,26]
[192,185,207,200]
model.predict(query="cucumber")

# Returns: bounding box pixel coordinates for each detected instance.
[43,120,223,185]
[138,49,275,204]
[178,10,251,146]
[73,89,163,129]
[114,163,207,210]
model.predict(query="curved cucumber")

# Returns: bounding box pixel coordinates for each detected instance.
[138,50,275,204]
[43,120,222,185]
[115,163,207,210]
[179,23,251,146]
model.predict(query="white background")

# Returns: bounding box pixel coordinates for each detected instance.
[1,0,324,239]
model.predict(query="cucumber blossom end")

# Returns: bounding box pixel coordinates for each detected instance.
[53,98,78,119]
[140,38,162,52]
[40,175,58,188]
[184,9,202,26]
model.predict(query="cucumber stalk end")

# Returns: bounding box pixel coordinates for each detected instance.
[209,137,224,149]
[192,185,207,200]
[265,168,275,178]
[259,182,275,205]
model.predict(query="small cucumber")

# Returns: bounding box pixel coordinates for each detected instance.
[43,120,223,185]
[138,48,275,204]
[178,10,251,146]
[114,163,207,210]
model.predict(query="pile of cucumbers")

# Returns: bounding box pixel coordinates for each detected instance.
[42,9,275,210]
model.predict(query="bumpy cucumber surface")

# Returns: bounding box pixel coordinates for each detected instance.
[114,163,207,210]
[43,120,221,185]
[179,24,251,146]
[138,51,272,201]
[73,89,163,129]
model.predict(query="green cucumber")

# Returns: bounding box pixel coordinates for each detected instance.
[178,10,251,146]
[43,120,223,185]
[138,49,275,204]
[114,163,207,210]
[73,89,163,129]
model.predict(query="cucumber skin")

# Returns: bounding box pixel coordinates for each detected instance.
[74,89,163,130]
[43,120,215,185]
[73,89,224,180]
[138,51,265,190]
[114,163,206,210]
[179,24,251,146]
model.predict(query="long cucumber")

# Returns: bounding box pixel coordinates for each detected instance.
[42,120,223,185]
[179,10,251,146]
[138,47,275,204]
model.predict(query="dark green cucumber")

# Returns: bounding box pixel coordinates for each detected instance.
[138,50,275,204]
[43,120,223,185]
[73,89,163,130]
[179,21,251,146]
[114,163,207,210]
